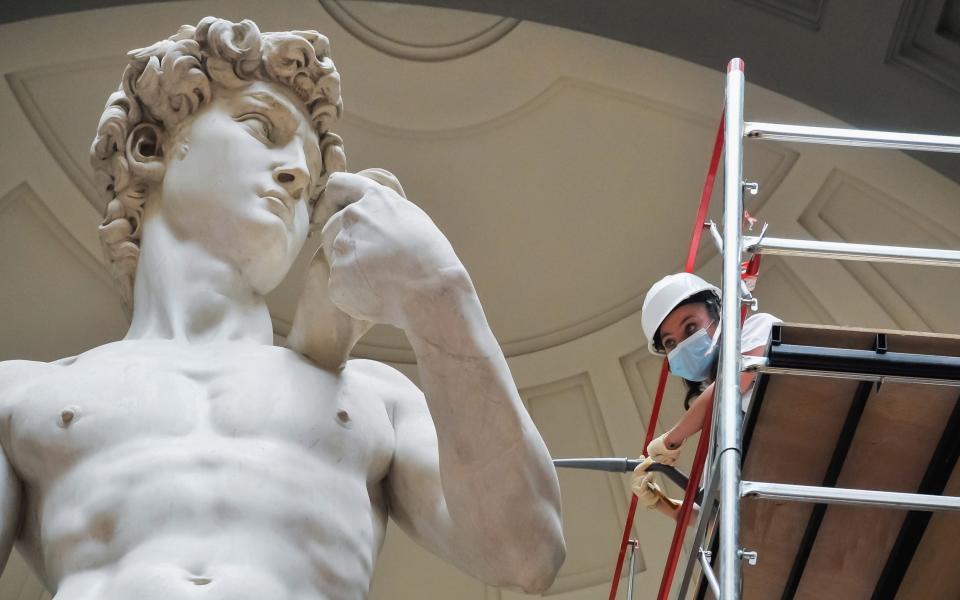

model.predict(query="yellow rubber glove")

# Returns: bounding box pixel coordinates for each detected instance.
[646,432,682,466]
[630,457,681,510]
[632,471,663,508]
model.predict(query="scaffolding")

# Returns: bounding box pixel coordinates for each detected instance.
[673,58,960,600]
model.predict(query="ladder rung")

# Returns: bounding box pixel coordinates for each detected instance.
[744,122,960,153]
[743,236,960,267]
[741,481,960,512]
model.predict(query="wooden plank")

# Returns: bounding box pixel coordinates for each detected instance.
[895,463,960,599]
[740,375,860,599]
[793,382,956,599]
[737,324,960,599]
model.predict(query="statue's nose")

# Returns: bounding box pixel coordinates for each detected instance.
[273,163,308,200]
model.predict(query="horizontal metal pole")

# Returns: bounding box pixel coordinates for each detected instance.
[744,122,960,153]
[551,458,693,491]
[741,481,960,511]
[741,357,960,388]
[743,236,960,267]
[551,457,640,473]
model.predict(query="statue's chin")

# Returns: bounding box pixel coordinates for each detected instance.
[244,263,291,298]
[238,222,309,296]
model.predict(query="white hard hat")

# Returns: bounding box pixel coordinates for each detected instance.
[641,272,720,355]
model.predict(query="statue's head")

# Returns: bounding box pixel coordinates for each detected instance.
[90,17,347,305]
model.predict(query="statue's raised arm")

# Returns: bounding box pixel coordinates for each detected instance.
[315,172,566,592]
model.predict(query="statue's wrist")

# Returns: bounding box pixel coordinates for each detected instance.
[400,266,493,356]
[400,265,473,325]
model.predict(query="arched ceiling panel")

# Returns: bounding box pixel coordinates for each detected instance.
[4,0,960,187]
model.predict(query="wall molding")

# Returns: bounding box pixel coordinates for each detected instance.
[888,0,960,94]
[755,256,837,325]
[0,182,115,291]
[799,168,959,331]
[319,0,519,62]
[733,0,827,30]
[6,58,123,216]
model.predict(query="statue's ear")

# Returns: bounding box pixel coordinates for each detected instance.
[126,122,166,183]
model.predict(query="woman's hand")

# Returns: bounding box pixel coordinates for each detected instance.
[631,457,681,512]
[630,457,663,508]
[646,432,683,465]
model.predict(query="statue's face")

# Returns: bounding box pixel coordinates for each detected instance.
[159,80,323,293]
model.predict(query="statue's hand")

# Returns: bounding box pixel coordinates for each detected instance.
[320,171,466,330]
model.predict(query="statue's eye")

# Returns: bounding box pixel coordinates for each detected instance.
[240,114,272,141]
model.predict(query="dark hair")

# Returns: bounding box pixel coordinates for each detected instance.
[650,290,721,409]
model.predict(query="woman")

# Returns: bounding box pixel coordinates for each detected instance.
[630,272,779,518]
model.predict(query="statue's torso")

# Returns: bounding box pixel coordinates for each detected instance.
[0,340,398,600]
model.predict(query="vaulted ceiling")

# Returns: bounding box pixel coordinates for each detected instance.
[6,0,960,187]
[0,2,958,599]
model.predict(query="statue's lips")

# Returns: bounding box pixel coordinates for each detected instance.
[263,195,293,229]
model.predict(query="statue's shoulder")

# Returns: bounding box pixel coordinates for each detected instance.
[343,358,424,408]
[0,357,56,409]
[344,358,417,388]
[0,341,135,392]
[0,357,50,382]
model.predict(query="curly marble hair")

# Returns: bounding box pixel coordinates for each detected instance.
[90,17,347,306]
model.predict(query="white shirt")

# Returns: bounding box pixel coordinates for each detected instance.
[739,312,781,412]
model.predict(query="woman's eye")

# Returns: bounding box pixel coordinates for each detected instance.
[240,115,272,141]
[685,324,698,336]
[664,340,676,351]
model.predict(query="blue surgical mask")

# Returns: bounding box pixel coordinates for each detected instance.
[667,326,720,382]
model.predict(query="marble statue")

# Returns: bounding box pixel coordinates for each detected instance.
[0,17,565,599]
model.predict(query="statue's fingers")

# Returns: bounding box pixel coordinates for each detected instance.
[356,168,406,200]
[330,228,353,261]
[326,171,373,194]
[327,255,379,322]
[319,210,345,263]
[320,172,373,216]
[339,202,363,227]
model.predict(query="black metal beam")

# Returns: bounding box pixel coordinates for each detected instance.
[741,373,771,460]
[780,381,873,599]
[871,393,960,599]
[767,343,960,381]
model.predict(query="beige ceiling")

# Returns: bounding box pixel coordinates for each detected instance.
[0,1,958,599]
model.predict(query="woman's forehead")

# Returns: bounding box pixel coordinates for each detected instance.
[661,302,710,334]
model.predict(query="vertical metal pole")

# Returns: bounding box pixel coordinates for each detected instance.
[703,362,722,509]
[627,539,638,600]
[719,58,746,600]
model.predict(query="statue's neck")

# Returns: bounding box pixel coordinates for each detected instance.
[125,207,274,345]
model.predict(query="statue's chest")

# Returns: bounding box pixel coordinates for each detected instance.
[5,346,393,485]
